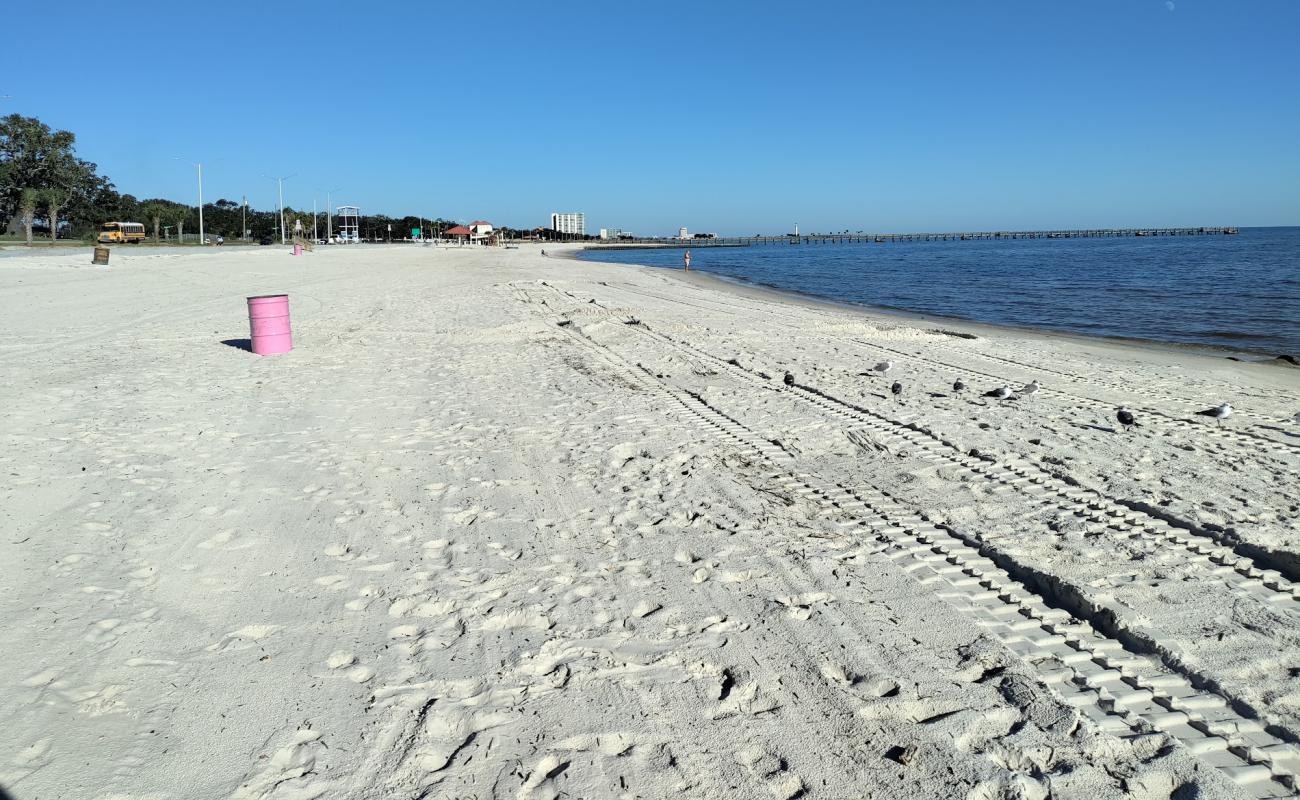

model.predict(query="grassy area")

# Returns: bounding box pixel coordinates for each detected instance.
[0,237,261,247]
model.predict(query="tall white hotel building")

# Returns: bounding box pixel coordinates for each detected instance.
[550,212,585,236]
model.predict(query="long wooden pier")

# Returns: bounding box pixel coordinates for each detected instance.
[587,226,1239,249]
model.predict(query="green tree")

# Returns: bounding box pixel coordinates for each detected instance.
[0,114,76,232]
[42,151,100,242]
[18,187,38,244]
[140,200,171,242]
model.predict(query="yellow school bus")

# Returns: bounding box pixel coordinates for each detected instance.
[97,221,146,244]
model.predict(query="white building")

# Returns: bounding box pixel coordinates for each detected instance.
[551,212,585,236]
[678,227,689,240]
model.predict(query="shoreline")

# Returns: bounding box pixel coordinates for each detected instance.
[569,245,1300,367]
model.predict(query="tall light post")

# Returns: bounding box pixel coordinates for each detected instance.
[324,187,341,242]
[326,193,331,241]
[262,173,295,244]
[312,196,318,242]
[241,195,247,242]
[175,157,204,245]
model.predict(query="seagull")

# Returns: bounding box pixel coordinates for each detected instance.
[1195,403,1233,427]
[783,371,795,387]
[983,386,1013,402]
[1019,380,1040,399]
[1116,407,1139,431]
[873,360,894,376]
[891,381,903,402]
[952,378,966,394]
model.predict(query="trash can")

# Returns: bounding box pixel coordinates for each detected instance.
[92,246,110,265]
[247,295,292,355]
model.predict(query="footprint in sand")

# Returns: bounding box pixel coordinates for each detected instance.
[326,650,356,669]
[71,683,128,715]
[327,651,374,683]
[231,728,324,800]
[774,591,835,620]
[22,668,63,691]
[735,745,805,800]
[348,665,375,683]
[85,618,125,644]
[323,543,354,560]
[49,553,87,577]
[13,736,54,767]
[196,529,237,550]
[207,624,281,652]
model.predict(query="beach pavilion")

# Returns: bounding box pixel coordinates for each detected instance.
[442,225,473,243]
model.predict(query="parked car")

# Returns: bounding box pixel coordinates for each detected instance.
[259,236,273,246]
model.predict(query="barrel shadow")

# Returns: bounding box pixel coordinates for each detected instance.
[221,338,253,352]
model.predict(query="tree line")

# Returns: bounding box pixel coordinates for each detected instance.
[1,113,553,244]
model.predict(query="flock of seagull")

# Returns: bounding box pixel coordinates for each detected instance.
[780,359,1243,433]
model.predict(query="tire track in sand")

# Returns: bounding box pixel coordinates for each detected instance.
[509,282,1300,798]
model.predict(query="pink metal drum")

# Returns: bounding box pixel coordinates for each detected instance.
[247,294,292,355]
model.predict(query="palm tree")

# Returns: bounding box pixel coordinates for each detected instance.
[18,188,37,245]
[140,202,168,242]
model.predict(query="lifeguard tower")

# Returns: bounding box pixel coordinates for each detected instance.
[336,205,360,243]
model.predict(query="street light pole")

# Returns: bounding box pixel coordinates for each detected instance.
[241,195,247,242]
[262,173,296,245]
[324,187,340,242]
[313,196,318,242]
[174,157,205,244]
[197,163,204,245]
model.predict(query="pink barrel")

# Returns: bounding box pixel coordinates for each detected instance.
[247,295,292,355]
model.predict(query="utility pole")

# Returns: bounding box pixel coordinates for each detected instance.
[241,196,247,241]
[313,196,318,242]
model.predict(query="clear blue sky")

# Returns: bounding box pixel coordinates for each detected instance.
[6,0,1298,235]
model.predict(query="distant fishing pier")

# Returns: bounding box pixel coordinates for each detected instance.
[588,226,1240,249]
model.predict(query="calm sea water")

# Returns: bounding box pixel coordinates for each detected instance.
[580,227,1300,356]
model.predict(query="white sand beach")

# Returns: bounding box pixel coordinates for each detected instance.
[2,243,1299,800]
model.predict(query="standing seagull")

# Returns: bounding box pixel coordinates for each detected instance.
[891,381,903,402]
[983,386,1013,402]
[1019,380,1040,399]
[952,378,966,394]
[783,371,795,387]
[1116,407,1139,431]
[873,360,894,376]
[1195,403,1233,427]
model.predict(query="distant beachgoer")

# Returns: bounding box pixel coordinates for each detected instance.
[684,250,691,271]
[541,249,547,257]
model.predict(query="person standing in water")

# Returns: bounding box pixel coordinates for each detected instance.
[683,249,691,271]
